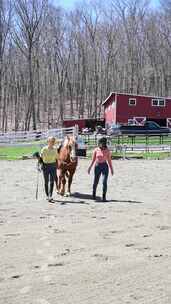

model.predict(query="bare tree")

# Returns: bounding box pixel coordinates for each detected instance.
[0,0,12,131]
[13,0,47,130]
[2,0,171,131]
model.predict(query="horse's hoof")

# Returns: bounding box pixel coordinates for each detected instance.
[65,192,71,197]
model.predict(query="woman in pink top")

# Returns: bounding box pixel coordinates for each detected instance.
[88,137,113,201]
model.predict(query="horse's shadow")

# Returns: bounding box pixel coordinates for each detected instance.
[72,192,143,204]
[53,196,89,205]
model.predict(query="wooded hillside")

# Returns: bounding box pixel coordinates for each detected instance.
[0,0,171,131]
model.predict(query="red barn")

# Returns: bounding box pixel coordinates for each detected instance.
[103,92,171,127]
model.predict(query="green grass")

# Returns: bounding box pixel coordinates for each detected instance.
[142,152,171,159]
[0,144,171,161]
[113,151,171,159]
[0,145,42,160]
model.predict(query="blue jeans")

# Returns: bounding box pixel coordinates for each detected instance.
[42,163,57,197]
[93,162,109,197]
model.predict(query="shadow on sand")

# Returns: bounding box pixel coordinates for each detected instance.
[52,196,89,205]
[72,192,143,204]
[72,192,101,201]
[98,199,143,204]
[60,200,89,205]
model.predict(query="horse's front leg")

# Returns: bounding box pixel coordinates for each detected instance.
[56,169,61,193]
[66,172,74,196]
[60,173,66,196]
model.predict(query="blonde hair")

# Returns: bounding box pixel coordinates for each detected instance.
[47,136,56,144]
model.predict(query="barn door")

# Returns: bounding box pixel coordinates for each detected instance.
[133,117,146,125]
[167,118,171,128]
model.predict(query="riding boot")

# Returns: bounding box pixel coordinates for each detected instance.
[92,190,96,200]
[102,193,107,202]
[49,182,54,198]
[45,184,49,197]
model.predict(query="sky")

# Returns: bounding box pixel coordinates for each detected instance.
[151,0,160,7]
[53,0,76,9]
[53,0,160,10]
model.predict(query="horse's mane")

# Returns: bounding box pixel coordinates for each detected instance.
[57,136,74,153]
[57,144,62,154]
[63,136,76,147]
[63,136,70,147]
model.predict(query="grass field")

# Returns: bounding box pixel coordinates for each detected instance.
[0,145,42,160]
[0,144,171,160]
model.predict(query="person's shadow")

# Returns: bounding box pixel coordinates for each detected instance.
[71,192,101,201]
[72,192,144,204]
[102,199,144,204]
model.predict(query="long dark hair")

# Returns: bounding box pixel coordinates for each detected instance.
[98,137,107,149]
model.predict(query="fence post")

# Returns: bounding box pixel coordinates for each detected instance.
[122,144,127,160]
[74,125,79,137]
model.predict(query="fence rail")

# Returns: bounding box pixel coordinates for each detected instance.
[82,133,171,145]
[81,133,171,156]
[109,143,171,153]
[0,126,78,145]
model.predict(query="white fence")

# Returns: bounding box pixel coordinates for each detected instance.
[0,126,78,146]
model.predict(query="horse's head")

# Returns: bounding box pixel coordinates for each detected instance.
[63,135,77,161]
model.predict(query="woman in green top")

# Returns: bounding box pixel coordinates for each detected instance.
[40,136,58,202]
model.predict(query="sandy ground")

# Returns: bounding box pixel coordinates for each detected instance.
[0,159,171,304]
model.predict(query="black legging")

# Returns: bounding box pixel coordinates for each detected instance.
[93,162,109,197]
[42,163,57,197]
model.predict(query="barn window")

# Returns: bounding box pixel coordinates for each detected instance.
[158,99,165,106]
[152,99,165,107]
[152,99,158,106]
[129,98,136,106]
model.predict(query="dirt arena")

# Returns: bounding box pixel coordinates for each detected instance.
[0,159,171,304]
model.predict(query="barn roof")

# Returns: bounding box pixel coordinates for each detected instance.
[102,92,171,106]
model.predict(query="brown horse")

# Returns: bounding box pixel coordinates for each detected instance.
[57,135,78,196]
